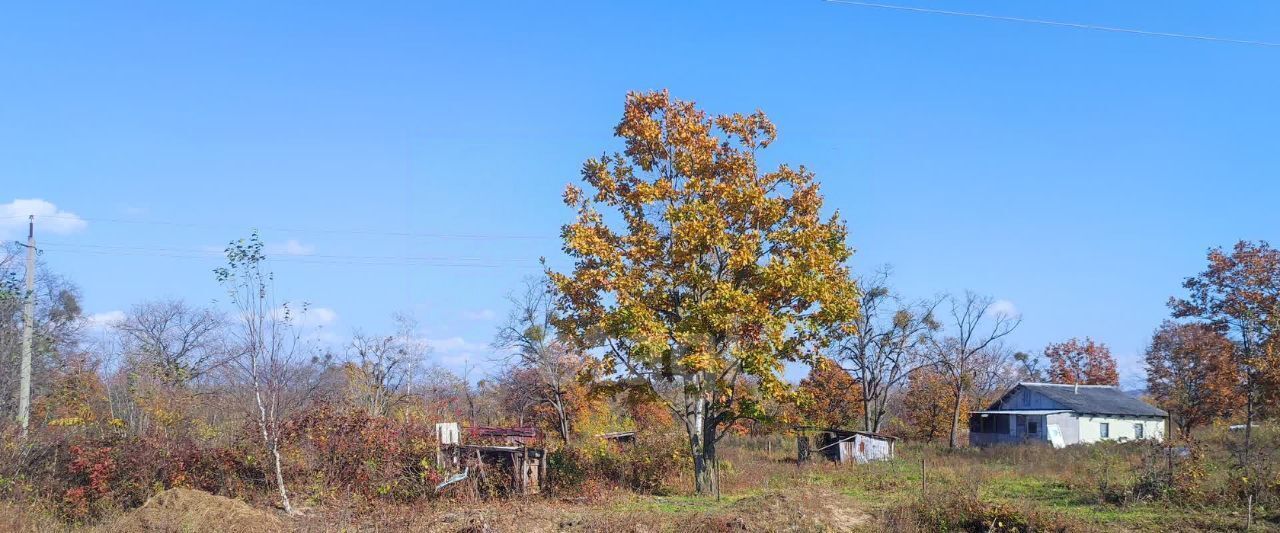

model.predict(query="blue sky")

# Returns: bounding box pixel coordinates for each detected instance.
[2,1,1277,386]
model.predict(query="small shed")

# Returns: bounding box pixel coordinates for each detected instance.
[835,432,896,464]
[795,426,897,464]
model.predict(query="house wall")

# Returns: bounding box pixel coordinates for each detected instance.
[1076,416,1165,444]
[1046,412,1080,445]
[996,388,1065,410]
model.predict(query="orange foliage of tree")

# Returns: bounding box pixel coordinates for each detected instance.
[900,367,963,444]
[1145,320,1240,437]
[1170,240,1280,473]
[796,357,863,429]
[1043,337,1119,386]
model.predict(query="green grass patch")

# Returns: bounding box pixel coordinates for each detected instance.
[611,490,759,514]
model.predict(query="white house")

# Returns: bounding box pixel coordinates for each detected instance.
[969,383,1167,447]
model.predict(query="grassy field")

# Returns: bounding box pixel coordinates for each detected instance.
[5,433,1277,532]
[278,435,1276,532]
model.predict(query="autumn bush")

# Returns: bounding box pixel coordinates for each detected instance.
[0,424,261,522]
[283,403,442,503]
[545,432,685,497]
[0,400,459,522]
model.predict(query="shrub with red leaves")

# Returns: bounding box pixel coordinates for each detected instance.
[284,403,442,501]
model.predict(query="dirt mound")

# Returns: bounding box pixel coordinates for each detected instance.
[720,490,871,532]
[101,488,286,533]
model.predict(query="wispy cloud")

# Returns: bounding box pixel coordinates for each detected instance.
[265,239,315,256]
[85,310,125,329]
[0,199,87,237]
[461,309,497,321]
[424,336,490,366]
[987,299,1020,318]
[270,305,338,328]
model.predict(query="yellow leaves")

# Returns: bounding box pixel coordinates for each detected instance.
[680,351,716,373]
[550,89,862,418]
[49,416,86,427]
[562,184,582,207]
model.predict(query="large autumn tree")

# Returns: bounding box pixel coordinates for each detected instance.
[1170,240,1280,473]
[1144,320,1239,438]
[797,357,863,429]
[1043,337,1120,386]
[550,90,859,496]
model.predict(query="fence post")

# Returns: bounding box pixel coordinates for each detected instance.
[921,455,927,499]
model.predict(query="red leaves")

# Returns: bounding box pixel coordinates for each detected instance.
[67,445,116,496]
[1145,321,1239,436]
[1043,337,1120,386]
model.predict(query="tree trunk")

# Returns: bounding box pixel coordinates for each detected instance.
[948,384,964,450]
[685,394,720,497]
[1243,371,1254,474]
[863,394,875,432]
[870,390,891,433]
[269,437,294,515]
[690,423,719,497]
[251,359,294,515]
[552,391,571,444]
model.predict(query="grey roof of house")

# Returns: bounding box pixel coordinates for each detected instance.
[1011,383,1168,417]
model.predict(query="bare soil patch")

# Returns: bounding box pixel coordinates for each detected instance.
[99,488,286,533]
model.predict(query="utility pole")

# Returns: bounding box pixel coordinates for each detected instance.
[17,215,35,437]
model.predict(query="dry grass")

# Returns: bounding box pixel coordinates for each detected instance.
[0,499,72,533]
[11,429,1280,531]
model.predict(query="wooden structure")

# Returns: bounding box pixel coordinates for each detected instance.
[595,430,636,445]
[460,444,545,495]
[436,424,546,496]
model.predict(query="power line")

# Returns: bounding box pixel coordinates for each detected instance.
[39,248,543,269]
[1,214,557,241]
[39,241,537,264]
[37,243,544,269]
[825,0,1280,48]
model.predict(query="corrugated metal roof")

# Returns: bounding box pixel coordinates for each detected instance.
[1006,383,1168,417]
[971,409,1071,415]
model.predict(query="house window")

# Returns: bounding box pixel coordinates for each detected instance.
[1100,423,1110,438]
[1028,421,1039,434]
[1134,423,1144,439]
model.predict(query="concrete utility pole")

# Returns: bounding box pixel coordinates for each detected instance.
[17,215,35,436]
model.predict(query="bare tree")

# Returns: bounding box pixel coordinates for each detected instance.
[214,232,321,516]
[971,341,1022,406]
[417,364,468,421]
[115,299,228,387]
[930,291,1021,449]
[345,314,428,416]
[492,277,586,443]
[835,269,941,432]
